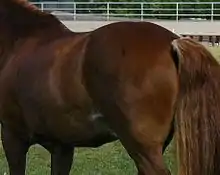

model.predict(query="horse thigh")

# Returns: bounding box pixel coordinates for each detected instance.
[84,57,177,174]
[119,85,174,174]
[1,125,29,175]
[106,105,172,175]
[98,87,174,174]
[126,112,172,175]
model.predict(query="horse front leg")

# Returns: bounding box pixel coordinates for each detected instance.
[1,125,29,175]
[50,145,74,175]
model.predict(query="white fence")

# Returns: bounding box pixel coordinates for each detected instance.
[31,1,220,21]
[61,21,220,35]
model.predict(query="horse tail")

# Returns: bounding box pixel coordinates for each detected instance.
[171,37,220,175]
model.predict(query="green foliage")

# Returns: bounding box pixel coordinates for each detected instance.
[30,0,219,20]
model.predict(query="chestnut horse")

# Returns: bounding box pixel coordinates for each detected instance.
[1,0,220,175]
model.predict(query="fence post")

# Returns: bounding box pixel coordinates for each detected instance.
[176,3,179,22]
[107,2,110,21]
[141,3,144,21]
[73,2,76,21]
[40,2,44,11]
[211,3,214,21]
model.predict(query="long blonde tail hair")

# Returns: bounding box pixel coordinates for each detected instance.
[171,38,220,175]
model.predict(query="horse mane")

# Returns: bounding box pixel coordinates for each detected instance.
[0,0,72,73]
[11,0,40,11]
[0,0,70,37]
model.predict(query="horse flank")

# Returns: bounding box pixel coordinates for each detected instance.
[172,38,220,175]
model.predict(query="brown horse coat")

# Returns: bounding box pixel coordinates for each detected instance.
[1,1,220,175]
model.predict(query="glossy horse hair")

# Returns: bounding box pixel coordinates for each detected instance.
[172,38,220,175]
[2,0,220,175]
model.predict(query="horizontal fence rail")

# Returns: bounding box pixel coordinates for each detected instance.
[31,1,220,21]
[182,34,220,46]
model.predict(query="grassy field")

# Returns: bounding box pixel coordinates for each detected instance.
[0,45,219,175]
[0,140,176,175]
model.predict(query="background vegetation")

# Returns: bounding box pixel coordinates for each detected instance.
[30,0,220,20]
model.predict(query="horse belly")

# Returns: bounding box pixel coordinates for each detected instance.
[59,112,117,146]
[25,105,117,146]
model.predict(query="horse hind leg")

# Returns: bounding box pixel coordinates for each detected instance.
[114,109,172,175]
[163,119,174,153]
[1,125,29,175]
[122,89,175,175]
[89,83,175,174]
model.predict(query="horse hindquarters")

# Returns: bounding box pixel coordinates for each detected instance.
[83,30,178,175]
[84,54,177,175]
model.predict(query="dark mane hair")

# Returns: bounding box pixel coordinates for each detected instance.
[11,0,41,11]
[0,0,70,37]
[0,0,72,72]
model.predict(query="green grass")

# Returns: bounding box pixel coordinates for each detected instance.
[0,141,176,175]
[208,46,220,61]
[0,46,219,175]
